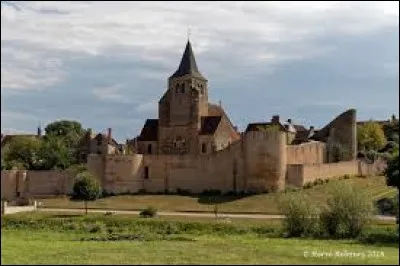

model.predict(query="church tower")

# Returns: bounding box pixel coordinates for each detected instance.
[158,40,209,154]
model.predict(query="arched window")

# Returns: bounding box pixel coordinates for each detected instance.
[144,166,149,179]
[175,84,180,93]
[181,84,185,93]
[147,144,152,154]
[202,143,207,153]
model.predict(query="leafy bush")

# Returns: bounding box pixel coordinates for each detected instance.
[200,189,222,196]
[320,182,373,238]
[138,189,147,194]
[140,206,157,218]
[366,150,379,162]
[87,222,107,234]
[375,197,397,215]
[277,194,319,237]
[358,227,399,245]
[343,174,350,180]
[385,153,399,189]
[313,179,325,186]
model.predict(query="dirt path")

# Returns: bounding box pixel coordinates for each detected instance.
[37,208,396,221]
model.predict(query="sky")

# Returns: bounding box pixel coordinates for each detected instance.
[1,1,399,142]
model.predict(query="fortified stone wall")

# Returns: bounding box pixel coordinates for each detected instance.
[1,170,18,200]
[89,140,245,194]
[1,170,74,200]
[243,130,287,192]
[286,141,326,164]
[286,161,359,188]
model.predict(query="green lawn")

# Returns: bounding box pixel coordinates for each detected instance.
[1,212,399,265]
[1,229,398,265]
[38,176,397,214]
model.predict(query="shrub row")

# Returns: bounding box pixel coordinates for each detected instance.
[1,214,280,237]
[279,181,374,238]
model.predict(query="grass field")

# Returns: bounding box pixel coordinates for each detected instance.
[37,176,397,214]
[1,212,399,265]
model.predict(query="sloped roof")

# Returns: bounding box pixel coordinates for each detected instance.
[293,125,307,131]
[137,119,159,141]
[200,116,222,135]
[169,41,206,80]
[208,103,240,139]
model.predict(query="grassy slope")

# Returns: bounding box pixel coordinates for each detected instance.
[1,212,399,265]
[38,176,397,214]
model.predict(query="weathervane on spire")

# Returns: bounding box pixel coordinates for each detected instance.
[187,28,191,41]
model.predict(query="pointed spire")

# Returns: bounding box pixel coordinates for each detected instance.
[170,40,205,80]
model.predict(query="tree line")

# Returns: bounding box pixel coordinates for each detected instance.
[1,120,85,171]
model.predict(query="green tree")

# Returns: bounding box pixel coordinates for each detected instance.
[44,120,86,163]
[2,136,42,170]
[38,136,72,170]
[71,172,102,214]
[383,118,399,142]
[357,121,387,152]
[385,153,399,189]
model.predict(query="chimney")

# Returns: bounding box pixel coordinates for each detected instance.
[271,115,280,123]
[107,128,112,141]
[310,126,314,131]
[37,126,42,137]
[219,100,222,107]
[287,118,292,124]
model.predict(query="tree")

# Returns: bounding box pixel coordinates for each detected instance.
[385,153,399,189]
[357,121,387,152]
[71,171,102,214]
[383,118,399,142]
[44,120,86,163]
[38,136,72,170]
[2,136,42,170]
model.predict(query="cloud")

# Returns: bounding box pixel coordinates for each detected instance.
[1,44,66,93]
[92,84,132,103]
[136,101,158,115]
[1,1,398,141]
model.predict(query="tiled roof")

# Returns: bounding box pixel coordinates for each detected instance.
[293,125,307,131]
[208,103,240,139]
[200,116,222,135]
[137,119,159,141]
